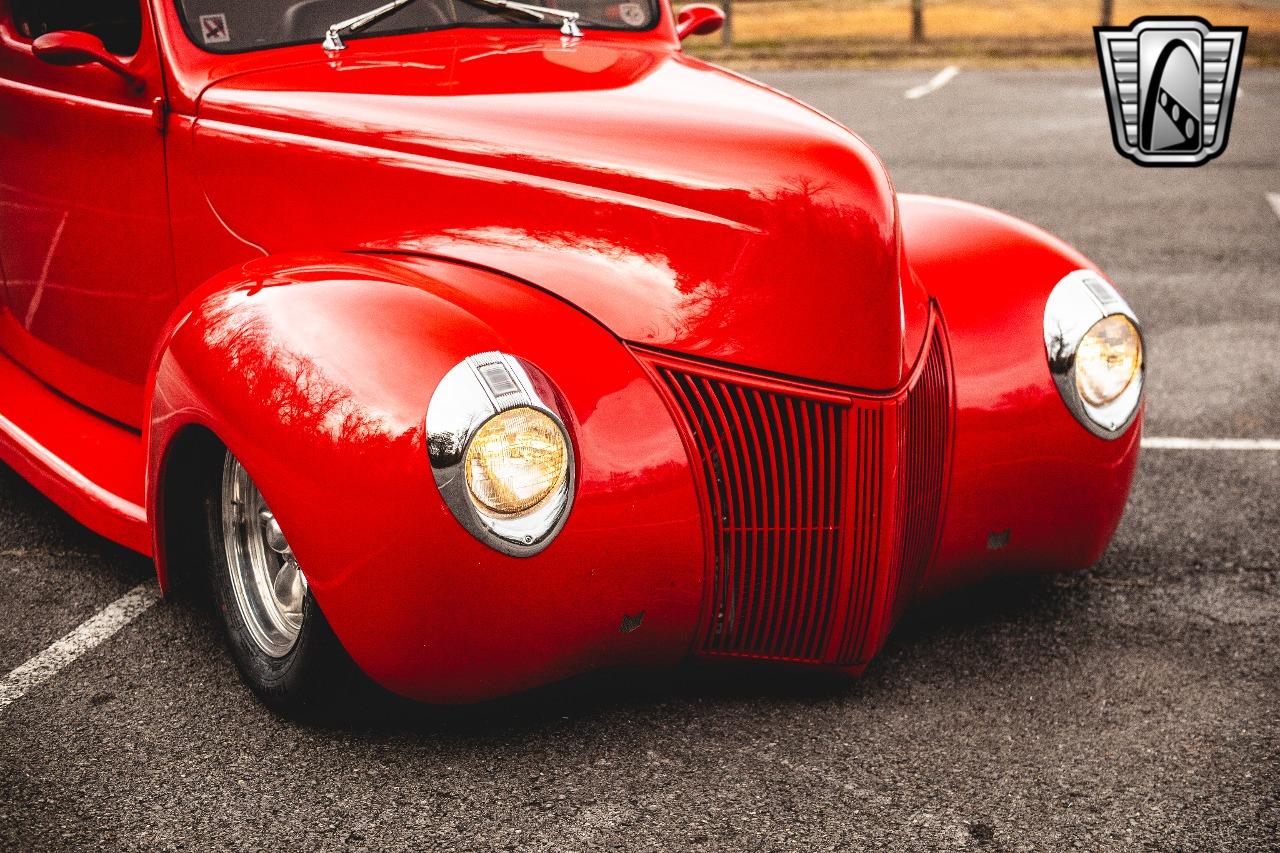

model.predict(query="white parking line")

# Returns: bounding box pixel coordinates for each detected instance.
[1267,192,1280,222]
[1143,437,1280,451]
[0,583,157,712]
[905,66,960,100]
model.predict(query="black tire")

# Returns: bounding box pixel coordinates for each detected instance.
[204,452,365,718]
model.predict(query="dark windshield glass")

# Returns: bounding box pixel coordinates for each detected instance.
[174,0,660,53]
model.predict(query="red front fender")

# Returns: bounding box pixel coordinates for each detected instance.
[146,253,703,702]
[901,195,1142,596]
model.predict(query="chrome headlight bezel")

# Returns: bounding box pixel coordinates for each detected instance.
[1043,270,1145,439]
[426,352,576,557]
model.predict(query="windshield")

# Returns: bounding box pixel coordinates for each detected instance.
[174,0,660,53]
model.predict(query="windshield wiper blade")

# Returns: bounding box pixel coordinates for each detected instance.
[323,0,419,51]
[460,0,583,37]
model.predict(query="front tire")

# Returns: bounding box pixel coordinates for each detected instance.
[206,451,360,716]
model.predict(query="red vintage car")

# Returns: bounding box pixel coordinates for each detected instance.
[0,0,1143,712]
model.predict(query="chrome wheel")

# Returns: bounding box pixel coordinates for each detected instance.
[221,454,308,658]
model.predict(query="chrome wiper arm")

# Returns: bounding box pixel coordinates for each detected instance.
[323,0,420,51]
[459,0,583,37]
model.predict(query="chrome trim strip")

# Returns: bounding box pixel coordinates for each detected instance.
[426,352,576,557]
[1043,270,1145,439]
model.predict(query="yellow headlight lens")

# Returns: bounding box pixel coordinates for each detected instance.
[1075,314,1142,407]
[465,407,568,516]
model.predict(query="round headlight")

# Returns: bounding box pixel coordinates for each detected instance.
[1044,270,1145,438]
[464,407,569,517]
[1074,314,1142,406]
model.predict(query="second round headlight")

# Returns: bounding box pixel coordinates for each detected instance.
[1075,314,1142,407]
[464,407,569,517]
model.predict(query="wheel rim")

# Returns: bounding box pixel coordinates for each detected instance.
[221,453,308,658]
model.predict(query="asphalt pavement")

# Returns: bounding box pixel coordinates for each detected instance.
[1,68,1278,852]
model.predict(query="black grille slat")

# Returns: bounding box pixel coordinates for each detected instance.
[891,332,951,621]
[655,366,850,662]
[649,323,950,667]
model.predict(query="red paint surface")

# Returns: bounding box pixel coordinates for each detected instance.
[0,1,1141,701]
[187,41,910,391]
[900,196,1140,594]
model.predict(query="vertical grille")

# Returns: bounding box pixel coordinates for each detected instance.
[655,368,849,662]
[642,319,952,667]
[890,331,952,620]
[834,406,885,665]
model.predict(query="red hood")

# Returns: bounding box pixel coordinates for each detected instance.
[193,35,920,389]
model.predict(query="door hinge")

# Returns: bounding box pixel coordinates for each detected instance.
[151,97,169,134]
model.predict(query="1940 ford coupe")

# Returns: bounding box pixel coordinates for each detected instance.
[0,0,1143,712]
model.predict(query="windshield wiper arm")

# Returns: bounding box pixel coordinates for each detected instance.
[323,0,419,51]
[460,0,583,37]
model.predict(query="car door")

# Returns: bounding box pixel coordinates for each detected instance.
[0,0,174,428]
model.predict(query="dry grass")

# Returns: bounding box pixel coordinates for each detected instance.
[721,0,1280,41]
[685,0,1280,66]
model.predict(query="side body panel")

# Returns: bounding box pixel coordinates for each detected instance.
[149,254,704,701]
[0,1,175,427]
[0,344,148,552]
